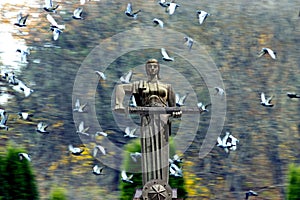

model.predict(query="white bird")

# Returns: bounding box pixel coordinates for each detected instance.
[95,71,106,80]
[93,144,106,157]
[73,99,87,113]
[258,47,276,59]
[169,163,183,177]
[197,102,211,113]
[124,127,137,138]
[245,190,258,199]
[46,14,65,30]
[158,0,168,7]
[165,2,180,15]
[227,134,239,151]
[18,112,34,120]
[92,165,105,175]
[130,152,142,162]
[36,122,49,134]
[16,48,30,63]
[169,154,183,164]
[0,112,9,131]
[43,0,59,12]
[50,27,62,41]
[18,153,31,162]
[77,121,89,136]
[196,10,210,25]
[287,92,300,98]
[95,131,108,137]
[176,93,189,107]
[129,95,137,107]
[153,18,164,28]
[72,7,84,20]
[121,170,133,183]
[12,80,34,97]
[214,87,225,96]
[217,131,231,153]
[68,144,84,155]
[125,3,141,19]
[184,36,194,51]
[260,92,274,107]
[161,48,174,61]
[14,12,28,27]
[120,70,133,84]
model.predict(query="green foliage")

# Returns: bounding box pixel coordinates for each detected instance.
[287,164,300,200]
[0,145,39,200]
[49,186,67,200]
[119,137,187,199]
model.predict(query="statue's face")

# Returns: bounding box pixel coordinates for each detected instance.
[146,63,159,76]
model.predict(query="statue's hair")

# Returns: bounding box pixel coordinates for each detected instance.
[145,58,160,79]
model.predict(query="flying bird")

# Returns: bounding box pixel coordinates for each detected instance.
[121,170,133,183]
[18,153,31,162]
[217,131,231,153]
[72,7,84,20]
[46,14,65,30]
[125,3,141,19]
[73,99,87,113]
[50,26,62,41]
[76,121,90,136]
[92,165,105,175]
[196,10,210,25]
[0,112,9,131]
[95,131,108,137]
[93,144,106,157]
[184,36,194,50]
[227,134,239,151]
[169,163,183,177]
[16,48,30,63]
[197,102,211,113]
[12,80,34,97]
[120,70,133,84]
[161,48,174,61]
[245,190,258,199]
[43,0,59,12]
[18,112,34,120]
[68,144,84,155]
[258,47,276,59]
[130,152,142,162]
[129,95,137,107]
[124,126,137,138]
[169,154,183,165]
[153,18,164,28]
[214,87,225,96]
[36,122,49,134]
[14,12,29,27]
[176,93,189,107]
[287,92,300,98]
[260,92,274,107]
[165,2,180,15]
[95,71,106,80]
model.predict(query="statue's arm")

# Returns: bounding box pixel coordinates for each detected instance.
[114,83,133,111]
[167,85,176,107]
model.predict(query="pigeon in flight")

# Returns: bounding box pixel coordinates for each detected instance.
[93,144,106,157]
[217,131,231,153]
[14,12,29,27]
[130,152,142,162]
[121,170,133,183]
[18,153,31,162]
[124,127,137,138]
[44,0,59,12]
[120,70,133,84]
[169,163,183,177]
[214,87,225,96]
[197,102,211,113]
[0,111,9,131]
[95,71,106,81]
[153,18,164,29]
[50,26,62,41]
[260,92,274,107]
[161,48,174,61]
[68,144,84,155]
[72,8,84,20]
[18,112,34,120]
[196,10,210,25]
[76,121,90,136]
[46,14,65,30]
[73,99,87,113]
[165,1,180,15]
[125,3,141,19]
[36,122,49,134]
[12,80,34,97]
[129,95,137,107]
[176,93,189,107]
[245,190,258,199]
[16,48,30,63]
[227,134,239,151]
[92,165,105,175]
[184,36,194,51]
[258,47,276,59]
[287,92,300,98]
[95,131,108,137]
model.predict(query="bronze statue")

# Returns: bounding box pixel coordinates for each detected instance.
[114,58,181,188]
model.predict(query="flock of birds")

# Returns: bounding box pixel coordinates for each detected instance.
[2,0,299,199]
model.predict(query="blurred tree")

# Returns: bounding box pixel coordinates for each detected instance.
[49,186,67,200]
[0,146,39,200]
[287,164,300,200]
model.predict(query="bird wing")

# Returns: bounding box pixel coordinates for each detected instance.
[124,127,130,136]
[266,48,276,59]
[37,122,43,130]
[266,95,273,103]
[95,71,106,80]
[261,92,266,102]
[175,93,180,105]
[68,144,74,152]
[120,70,133,83]
[161,48,170,59]
[52,28,61,40]
[126,3,132,14]
[222,132,230,146]
[74,99,80,109]
[130,95,137,107]
[46,14,58,26]
[78,121,84,132]
[121,170,127,179]
[96,145,106,155]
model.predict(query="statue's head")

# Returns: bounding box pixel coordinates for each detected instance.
[145,58,160,80]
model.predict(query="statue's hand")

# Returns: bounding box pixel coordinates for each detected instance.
[172,110,182,118]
